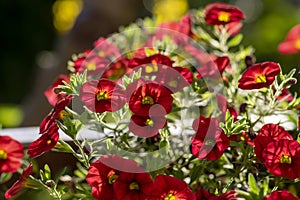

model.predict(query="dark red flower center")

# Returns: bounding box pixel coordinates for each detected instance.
[0,149,7,160]
[280,155,292,164]
[164,193,177,200]
[218,11,230,22]
[142,96,154,105]
[96,90,109,101]
[255,74,267,83]
[129,182,139,190]
[145,118,154,127]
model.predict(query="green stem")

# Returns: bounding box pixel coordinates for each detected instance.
[73,139,90,168]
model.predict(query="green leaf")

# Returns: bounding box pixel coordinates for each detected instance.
[248,173,259,196]
[0,173,12,184]
[228,34,243,48]
[44,164,51,180]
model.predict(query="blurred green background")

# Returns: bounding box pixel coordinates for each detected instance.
[0,0,299,128]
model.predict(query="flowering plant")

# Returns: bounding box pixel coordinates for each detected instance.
[1,2,300,200]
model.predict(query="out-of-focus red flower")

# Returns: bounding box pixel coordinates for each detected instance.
[204,2,245,25]
[129,114,167,138]
[226,21,243,37]
[278,25,300,54]
[0,136,24,173]
[197,56,230,79]
[5,163,33,199]
[40,96,72,133]
[80,79,126,113]
[238,62,281,90]
[155,66,193,92]
[216,93,238,122]
[149,175,196,200]
[229,132,254,146]
[264,190,299,200]
[195,189,237,200]
[44,74,70,106]
[191,116,230,160]
[103,58,131,80]
[254,123,293,163]
[263,139,300,179]
[93,37,121,59]
[28,123,60,158]
[277,88,294,102]
[158,14,191,36]
[68,50,91,73]
[86,155,144,200]
[129,82,173,116]
[195,189,216,200]
[114,171,153,200]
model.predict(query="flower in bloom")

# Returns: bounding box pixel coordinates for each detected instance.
[5,163,33,199]
[80,79,126,113]
[197,56,230,79]
[44,74,70,106]
[254,123,293,163]
[67,50,91,73]
[40,96,72,133]
[149,175,196,200]
[0,136,24,173]
[129,82,173,116]
[191,116,230,160]
[238,62,281,90]
[86,155,143,200]
[204,2,245,25]
[264,190,299,200]
[229,132,254,147]
[102,58,131,80]
[262,139,300,179]
[28,123,60,158]
[129,114,167,138]
[113,171,153,200]
[93,37,121,59]
[278,25,300,54]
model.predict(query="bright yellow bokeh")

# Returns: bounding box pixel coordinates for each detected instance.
[52,0,83,33]
[153,0,189,23]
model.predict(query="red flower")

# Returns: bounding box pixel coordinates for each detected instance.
[114,171,153,200]
[226,21,243,37]
[28,123,60,158]
[276,88,294,102]
[81,50,111,76]
[40,96,72,133]
[103,58,131,80]
[129,114,167,138]
[129,82,173,116]
[197,56,230,79]
[204,2,245,25]
[216,93,238,122]
[149,175,196,200]
[155,66,193,93]
[278,25,300,54]
[264,190,299,200]
[5,163,33,199]
[44,74,70,106]
[80,79,126,113]
[195,189,216,200]
[0,136,24,173]
[191,116,230,160]
[263,139,300,179]
[68,50,91,73]
[238,62,281,90]
[254,123,293,163]
[196,190,237,200]
[93,37,121,59]
[86,155,143,200]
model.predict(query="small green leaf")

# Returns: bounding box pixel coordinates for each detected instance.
[248,173,259,196]
[228,34,243,47]
[44,164,51,180]
[0,173,12,184]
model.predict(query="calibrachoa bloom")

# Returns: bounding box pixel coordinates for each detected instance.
[0,136,24,173]
[262,139,300,179]
[204,2,245,25]
[264,190,300,200]
[278,25,300,54]
[129,114,167,138]
[44,74,70,106]
[28,123,60,158]
[5,163,33,199]
[254,123,293,163]
[80,79,126,113]
[191,116,230,160]
[238,62,281,90]
[197,56,230,79]
[129,82,173,116]
[149,175,196,200]
[216,93,238,121]
[86,155,144,200]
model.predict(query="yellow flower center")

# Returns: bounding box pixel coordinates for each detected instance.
[164,193,177,200]
[255,74,267,83]
[98,51,105,57]
[87,63,97,71]
[59,110,68,119]
[129,182,139,190]
[142,96,154,105]
[145,119,154,127]
[168,80,178,88]
[108,170,118,184]
[280,155,292,164]
[295,39,300,50]
[218,11,230,22]
[47,140,52,145]
[0,149,7,160]
[97,91,109,101]
[204,139,215,146]
[145,64,159,74]
[239,135,245,141]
